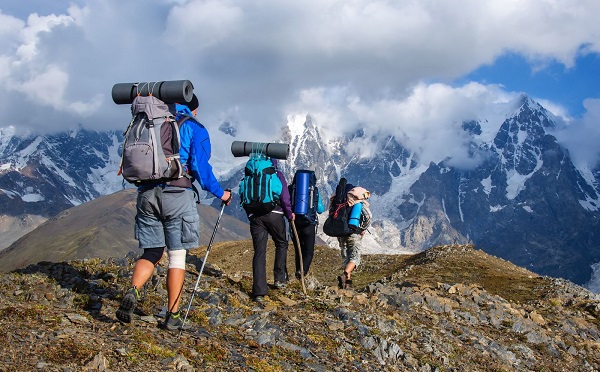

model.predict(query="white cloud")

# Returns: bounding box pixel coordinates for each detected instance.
[16,12,75,62]
[554,98,600,168]
[0,0,599,169]
[165,1,243,50]
[286,81,521,167]
[0,11,24,48]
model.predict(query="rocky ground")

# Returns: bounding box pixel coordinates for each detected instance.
[0,243,599,371]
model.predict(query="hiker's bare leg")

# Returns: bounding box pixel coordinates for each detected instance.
[131,259,156,289]
[344,262,356,280]
[167,268,185,313]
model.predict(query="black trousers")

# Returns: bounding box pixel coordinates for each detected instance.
[250,212,288,296]
[291,222,317,275]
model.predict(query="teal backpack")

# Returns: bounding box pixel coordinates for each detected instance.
[239,153,283,216]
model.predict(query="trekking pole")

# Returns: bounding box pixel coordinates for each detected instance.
[290,221,307,296]
[178,193,230,337]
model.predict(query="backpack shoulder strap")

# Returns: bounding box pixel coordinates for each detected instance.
[177,115,192,126]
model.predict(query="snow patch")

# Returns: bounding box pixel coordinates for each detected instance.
[369,164,428,220]
[22,193,44,202]
[579,198,600,212]
[15,136,43,170]
[585,261,600,294]
[517,129,528,145]
[576,165,598,192]
[442,198,451,223]
[40,154,76,187]
[490,205,505,212]
[522,205,533,213]
[505,158,542,200]
[458,178,468,222]
[481,176,492,195]
[476,101,515,145]
[572,165,600,211]
[89,134,128,195]
[0,188,17,198]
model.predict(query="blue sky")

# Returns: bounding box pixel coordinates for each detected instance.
[462,52,600,118]
[1,0,600,168]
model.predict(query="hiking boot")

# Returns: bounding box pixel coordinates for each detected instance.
[295,270,308,280]
[253,295,265,303]
[116,287,139,323]
[337,272,351,289]
[274,281,287,289]
[163,311,191,331]
[337,275,345,289]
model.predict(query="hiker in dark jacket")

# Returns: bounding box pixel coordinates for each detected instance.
[290,180,325,279]
[247,158,294,303]
[116,97,231,330]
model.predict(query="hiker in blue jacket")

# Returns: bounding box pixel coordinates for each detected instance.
[175,99,224,197]
[247,158,294,303]
[116,96,231,331]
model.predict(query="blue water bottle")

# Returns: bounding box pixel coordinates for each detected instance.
[293,171,310,214]
[348,203,363,229]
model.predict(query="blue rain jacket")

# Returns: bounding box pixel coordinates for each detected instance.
[175,104,224,199]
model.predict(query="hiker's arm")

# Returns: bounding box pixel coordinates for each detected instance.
[277,171,294,220]
[183,123,225,199]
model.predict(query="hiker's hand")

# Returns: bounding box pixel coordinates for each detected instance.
[290,213,295,221]
[221,190,232,206]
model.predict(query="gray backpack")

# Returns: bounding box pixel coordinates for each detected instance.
[118,95,184,185]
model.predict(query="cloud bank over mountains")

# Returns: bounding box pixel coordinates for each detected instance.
[1,0,600,168]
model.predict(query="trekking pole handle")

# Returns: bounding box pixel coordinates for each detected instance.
[223,188,232,205]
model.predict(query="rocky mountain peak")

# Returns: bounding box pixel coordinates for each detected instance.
[218,121,237,137]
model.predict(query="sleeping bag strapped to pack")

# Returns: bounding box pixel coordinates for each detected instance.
[323,178,354,237]
[239,153,283,216]
[118,95,184,185]
[290,169,319,226]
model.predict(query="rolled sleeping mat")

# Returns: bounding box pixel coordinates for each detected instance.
[112,80,194,105]
[348,202,363,230]
[293,171,310,215]
[231,141,289,160]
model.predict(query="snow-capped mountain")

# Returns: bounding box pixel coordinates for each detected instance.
[239,94,600,286]
[2,95,600,287]
[0,125,124,217]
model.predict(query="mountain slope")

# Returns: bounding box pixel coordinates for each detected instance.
[0,214,47,249]
[0,244,598,370]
